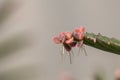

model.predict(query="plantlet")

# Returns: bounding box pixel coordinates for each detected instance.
[53,26,120,63]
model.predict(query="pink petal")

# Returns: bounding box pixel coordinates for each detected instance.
[66,37,73,44]
[78,33,84,40]
[59,32,66,43]
[74,28,80,33]
[74,32,84,40]
[74,33,79,39]
[80,26,85,33]
[53,36,61,44]
[74,26,85,33]
[65,32,72,39]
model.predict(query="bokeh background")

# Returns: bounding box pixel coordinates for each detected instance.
[0,0,120,80]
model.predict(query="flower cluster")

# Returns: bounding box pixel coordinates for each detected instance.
[53,26,85,52]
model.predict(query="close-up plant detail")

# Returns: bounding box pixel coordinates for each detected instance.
[53,26,120,63]
[0,0,120,80]
[53,27,86,63]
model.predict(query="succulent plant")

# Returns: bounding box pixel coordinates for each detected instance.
[84,32,120,54]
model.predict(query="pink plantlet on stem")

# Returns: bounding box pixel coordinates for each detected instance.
[53,26,87,63]
[74,26,85,40]
[74,26,87,56]
[53,32,66,44]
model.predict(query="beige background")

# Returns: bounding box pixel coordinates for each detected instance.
[0,0,120,80]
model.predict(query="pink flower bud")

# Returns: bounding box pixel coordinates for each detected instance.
[74,26,85,40]
[53,36,61,44]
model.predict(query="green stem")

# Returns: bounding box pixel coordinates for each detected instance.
[83,32,120,55]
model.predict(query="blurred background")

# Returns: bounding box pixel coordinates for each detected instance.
[0,0,120,80]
